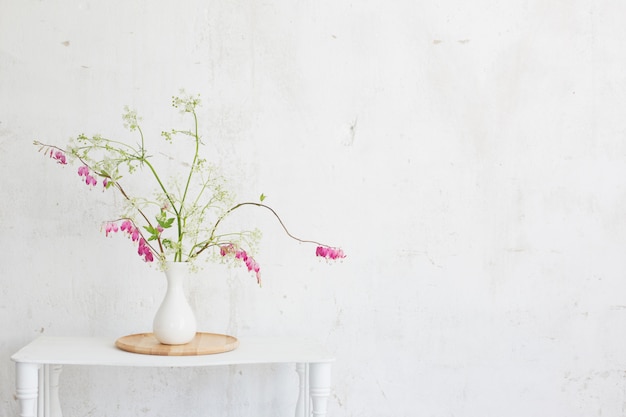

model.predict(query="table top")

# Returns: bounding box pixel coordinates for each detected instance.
[11,336,335,367]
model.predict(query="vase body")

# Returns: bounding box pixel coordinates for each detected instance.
[153,262,197,345]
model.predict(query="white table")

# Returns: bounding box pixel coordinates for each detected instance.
[11,336,334,417]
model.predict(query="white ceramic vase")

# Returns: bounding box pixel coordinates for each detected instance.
[153,261,197,345]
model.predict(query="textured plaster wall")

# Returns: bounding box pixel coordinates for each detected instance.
[2,1,626,416]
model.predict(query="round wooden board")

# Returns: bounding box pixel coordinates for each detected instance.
[115,332,239,356]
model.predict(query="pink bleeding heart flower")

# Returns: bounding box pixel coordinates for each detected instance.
[130,226,140,242]
[104,222,119,237]
[120,220,133,233]
[219,245,261,285]
[50,150,67,165]
[137,238,154,262]
[316,246,346,260]
[237,250,261,284]
[103,221,138,240]
[105,219,154,263]
[219,244,235,257]
[77,165,97,187]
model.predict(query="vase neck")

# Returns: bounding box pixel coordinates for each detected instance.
[164,262,190,288]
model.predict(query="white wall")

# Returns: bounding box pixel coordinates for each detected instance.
[2,1,626,416]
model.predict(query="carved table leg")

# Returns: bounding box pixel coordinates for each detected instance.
[16,363,40,417]
[295,363,310,417]
[309,362,331,417]
[47,364,63,417]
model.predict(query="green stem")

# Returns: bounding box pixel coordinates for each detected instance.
[140,158,178,218]
[175,109,200,261]
[138,126,145,155]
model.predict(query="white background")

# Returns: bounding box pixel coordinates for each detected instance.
[2,1,626,416]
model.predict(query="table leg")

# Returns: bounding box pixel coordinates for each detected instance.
[47,364,63,417]
[309,362,331,417]
[295,363,309,417]
[16,363,40,417]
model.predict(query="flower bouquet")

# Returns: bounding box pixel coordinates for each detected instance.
[35,92,345,286]
[35,92,345,345]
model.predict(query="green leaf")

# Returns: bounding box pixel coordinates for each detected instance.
[156,212,175,228]
[259,193,266,202]
[144,225,158,235]
[163,217,175,228]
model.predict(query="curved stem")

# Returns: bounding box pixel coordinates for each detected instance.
[192,202,326,258]
[105,216,161,256]
[36,141,166,255]
[112,183,164,254]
